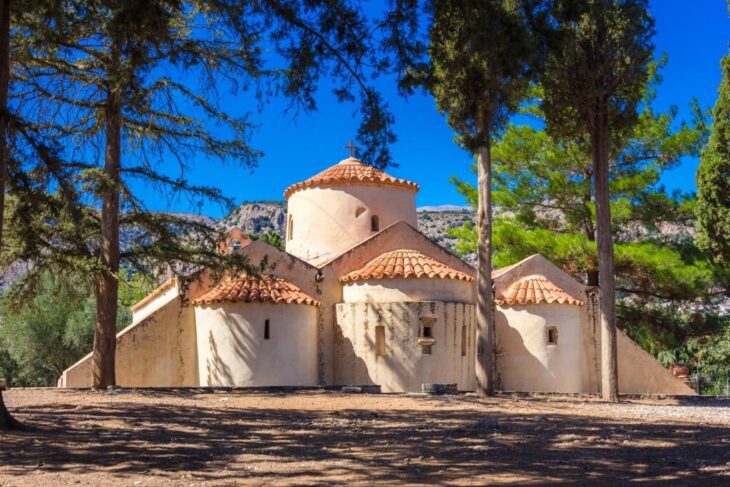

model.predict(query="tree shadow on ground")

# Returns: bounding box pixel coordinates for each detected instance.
[1,390,728,485]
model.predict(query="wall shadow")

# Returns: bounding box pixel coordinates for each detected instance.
[1,390,728,485]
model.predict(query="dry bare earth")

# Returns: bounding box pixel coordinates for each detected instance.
[1,389,729,486]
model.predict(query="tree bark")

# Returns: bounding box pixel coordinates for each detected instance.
[592,106,619,402]
[91,78,121,389]
[586,229,599,287]
[475,139,495,396]
[0,0,20,429]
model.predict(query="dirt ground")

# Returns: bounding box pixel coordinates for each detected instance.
[0,389,728,486]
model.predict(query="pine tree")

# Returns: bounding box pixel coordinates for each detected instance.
[696,54,730,265]
[6,0,399,389]
[407,0,546,395]
[541,0,655,401]
[0,0,13,429]
[449,74,726,370]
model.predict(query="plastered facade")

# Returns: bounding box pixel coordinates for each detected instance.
[196,302,318,387]
[285,184,417,266]
[335,301,476,392]
[59,156,695,396]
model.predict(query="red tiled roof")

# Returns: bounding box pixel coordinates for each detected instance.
[284,157,419,198]
[340,249,474,283]
[193,274,319,306]
[495,275,583,306]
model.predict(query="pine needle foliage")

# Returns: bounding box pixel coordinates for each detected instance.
[696,54,730,265]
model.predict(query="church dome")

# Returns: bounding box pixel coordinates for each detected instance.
[193,274,319,306]
[283,157,419,199]
[341,249,473,283]
[340,249,474,303]
[284,155,419,266]
[495,275,583,306]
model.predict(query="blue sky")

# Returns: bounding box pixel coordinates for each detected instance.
[146,0,730,218]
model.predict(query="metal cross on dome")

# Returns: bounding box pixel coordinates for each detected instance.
[344,139,357,157]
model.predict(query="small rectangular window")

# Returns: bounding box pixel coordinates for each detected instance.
[419,317,436,338]
[547,326,558,345]
[421,344,432,355]
[264,319,270,340]
[375,325,386,357]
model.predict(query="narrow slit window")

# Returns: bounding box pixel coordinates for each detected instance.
[461,325,467,356]
[355,207,366,217]
[375,325,386,357]
[371,215,380,232]
[264,319,270,340]
[287,216,294,241]
[547,326,558,345]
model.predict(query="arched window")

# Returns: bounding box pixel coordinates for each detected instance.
[287,215,294,241]
[371,215,380,232]
[355,207,366,217]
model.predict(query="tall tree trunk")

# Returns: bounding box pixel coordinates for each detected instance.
[91,82,121,389]
[586,229,599,287]
[475,138,495,396]
[0,0,19,429]
[592,107,619,402]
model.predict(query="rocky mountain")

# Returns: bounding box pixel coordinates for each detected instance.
[219,201,287,236]
[218,201,476,261]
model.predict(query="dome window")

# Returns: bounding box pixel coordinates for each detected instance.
[355,207,366,217]
[371,215,380,232]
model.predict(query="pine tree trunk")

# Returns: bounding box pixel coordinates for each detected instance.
[0,386,21,429]
[475,139,495,396]
[0,0,19,429]
[91,82,121,389]
[592,109,619,402]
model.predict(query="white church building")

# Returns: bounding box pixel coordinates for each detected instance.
[59,155,693,395]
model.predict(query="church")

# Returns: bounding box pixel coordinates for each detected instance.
[59,154,693,395]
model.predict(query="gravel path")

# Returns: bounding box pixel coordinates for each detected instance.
[0,389,728,486]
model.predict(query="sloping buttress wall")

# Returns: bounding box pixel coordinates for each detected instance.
[58,294,198,388]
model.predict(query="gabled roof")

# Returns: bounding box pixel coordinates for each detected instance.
[495,274,583,306]
[193,274,319,306]
[340,249,474,283]
[284,157,419,199]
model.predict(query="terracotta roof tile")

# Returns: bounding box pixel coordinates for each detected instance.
[194,274,319,306]
[284,157,419,198]
[496,275,583,306]
[340,249,474,283]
